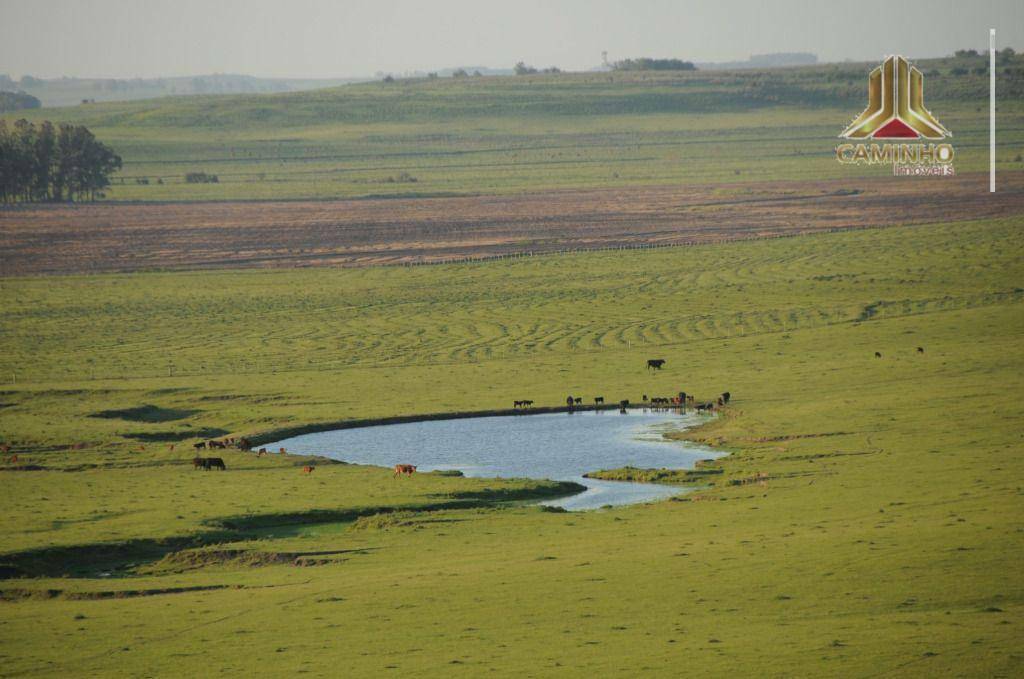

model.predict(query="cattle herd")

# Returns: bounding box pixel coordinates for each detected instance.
[509,359,732,415]
[194,436,251,451]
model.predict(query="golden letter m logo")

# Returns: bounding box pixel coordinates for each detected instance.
[840,56,950,140]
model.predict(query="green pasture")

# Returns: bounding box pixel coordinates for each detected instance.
[4,64,1022,201]
[1,217,1022,676]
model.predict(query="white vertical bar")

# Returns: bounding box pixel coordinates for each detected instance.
[990,29,996,193]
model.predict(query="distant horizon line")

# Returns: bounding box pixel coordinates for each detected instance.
[3,47,1014,83]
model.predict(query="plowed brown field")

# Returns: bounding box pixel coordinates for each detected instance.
[1,172,1020,276]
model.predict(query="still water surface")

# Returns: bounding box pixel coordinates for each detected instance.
[269,410,719,510]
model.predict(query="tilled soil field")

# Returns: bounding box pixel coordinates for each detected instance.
[1,172,1020,276]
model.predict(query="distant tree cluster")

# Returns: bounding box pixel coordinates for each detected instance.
[612,58,696,71]
[0,120,121,203]
[514,62,561,75]
[0,91,42,112]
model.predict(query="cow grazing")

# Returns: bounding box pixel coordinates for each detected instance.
[594,396,604,405]
[257,448,267,457]
[574,397,582,405]
[875,352,882,358]
[204,457,226,471]
[193,442,206,450]
[393,464,417,477]
[513,400,523,408]
[192,457,206,470]
[647,359,666,370]
[917,346,925,354]
[237,437,252,451]
[302,465,315,474]
[521,400,534,407]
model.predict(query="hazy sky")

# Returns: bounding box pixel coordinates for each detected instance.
[2,0,1022,79]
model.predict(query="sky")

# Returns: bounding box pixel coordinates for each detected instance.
[1,0,1022,80]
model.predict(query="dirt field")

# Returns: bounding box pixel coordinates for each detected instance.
[1,171,1020,276]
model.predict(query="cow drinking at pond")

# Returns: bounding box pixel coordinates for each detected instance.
[647,359,666,370]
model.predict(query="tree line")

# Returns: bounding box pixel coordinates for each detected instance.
[612,58,696,71]
[0,119,121,204]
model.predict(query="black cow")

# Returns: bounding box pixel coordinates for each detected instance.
[875,352,882,359]
[203,457,226,471]
[192,456,206,469]
[521,400,534,407]
[722,391,731,404]
[917,346,925,354]
[193,442,206,450]
[574,397,582,405]
[594,396,604,405]
[647,359,666,370]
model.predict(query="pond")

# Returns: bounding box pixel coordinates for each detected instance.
[268,409,719,510]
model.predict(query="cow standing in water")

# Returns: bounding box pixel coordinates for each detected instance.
[647,359,666,370]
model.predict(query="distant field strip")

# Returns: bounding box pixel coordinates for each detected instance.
[1,172,1020,276]
[1,217,1019,383]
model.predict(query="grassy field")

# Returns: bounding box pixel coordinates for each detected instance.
[1,217,1022,676]
[4,60,1023,202]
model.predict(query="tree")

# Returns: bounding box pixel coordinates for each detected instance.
[0,120,120,203]
[0,91,42,112]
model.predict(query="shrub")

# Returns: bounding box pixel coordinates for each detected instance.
[184,172,219,184]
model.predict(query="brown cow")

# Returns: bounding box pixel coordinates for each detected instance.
[192,457,206,470]
[302,465,315,474]
[8,454,18,464]
[393,464,417,477]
